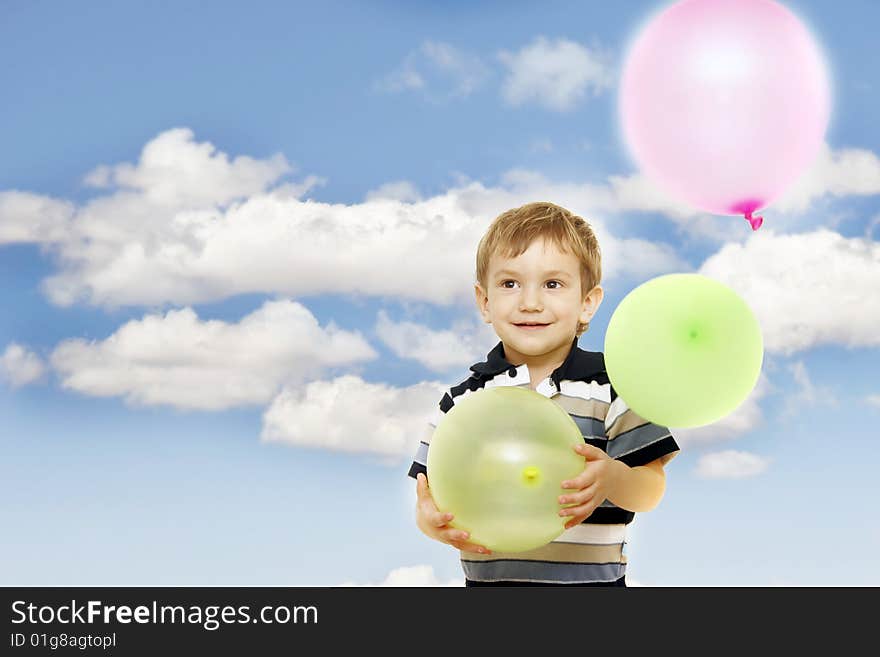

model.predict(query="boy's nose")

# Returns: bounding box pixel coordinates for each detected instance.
[519,288,544,311]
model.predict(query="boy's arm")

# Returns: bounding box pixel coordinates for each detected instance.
[415,473,491,554]
[601,390,680,513]
[606,456,666,513]
[560,445,669,526]
[559,386,680,527]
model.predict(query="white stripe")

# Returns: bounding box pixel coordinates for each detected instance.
[413,441,429,465]
[428,405,443,427]
[481,367,530,389]
[552,523,626,545]
[605,396,629,430]
[558,380,611,403]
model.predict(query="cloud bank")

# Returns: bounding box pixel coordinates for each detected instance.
[50,300,376,410]
[0,343,46,387]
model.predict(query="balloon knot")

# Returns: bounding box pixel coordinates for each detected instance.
[744,211,763,230]
[522,466,540,483]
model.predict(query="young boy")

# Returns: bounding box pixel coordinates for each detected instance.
[407,201,680,586]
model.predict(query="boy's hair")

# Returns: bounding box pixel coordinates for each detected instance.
[475,201,602,335]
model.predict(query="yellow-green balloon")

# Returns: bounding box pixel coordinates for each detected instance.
[604,273,763,428]
[427,386,585,553]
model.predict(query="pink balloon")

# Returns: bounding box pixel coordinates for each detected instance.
[619,0,832,229]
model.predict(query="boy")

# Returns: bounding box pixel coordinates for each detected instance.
[407,201,680,586]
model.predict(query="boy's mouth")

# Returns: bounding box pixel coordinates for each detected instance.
[513,322,551,330]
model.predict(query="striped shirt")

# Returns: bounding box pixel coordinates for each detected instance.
[407,337,680,584]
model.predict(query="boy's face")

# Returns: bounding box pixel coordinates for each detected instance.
[474,237,603,366]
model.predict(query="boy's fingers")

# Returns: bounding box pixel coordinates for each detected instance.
[574,443,606,460]
[560,499,596,520]
[431,510,454,528]
[558,482,596,506]
[443,528,491,554]
[560,469,592,490]
[415,475,455,526]
[416,473,429,499]
[415,472,488,553]
[442,528,471,543]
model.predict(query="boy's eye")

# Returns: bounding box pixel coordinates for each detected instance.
[499,280,563,289]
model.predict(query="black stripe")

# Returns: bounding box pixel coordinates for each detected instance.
[439,392,454,414]
[466,575,626,587]
[584,507,634,524]
[449,376,486,399]
[617,435,680,468]
[470,340,608,385]
[461,558,624,567]
[407,462,427,479]
[583,436,607,450]
[608,381,618,403]
[468,341,510,377]
[552,341,607,387]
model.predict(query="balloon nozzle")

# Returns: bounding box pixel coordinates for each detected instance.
[744,211,763,230]
[522,466,540,483]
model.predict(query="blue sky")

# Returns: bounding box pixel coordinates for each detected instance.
[1,0,878,586]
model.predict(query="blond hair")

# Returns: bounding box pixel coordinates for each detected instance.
[475,201,602,335]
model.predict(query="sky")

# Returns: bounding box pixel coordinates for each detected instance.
[1,0,878,587]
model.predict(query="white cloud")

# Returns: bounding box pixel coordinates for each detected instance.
[695,450,770,479]
[7,133,880,317]
[459,170,691,278]
[338,565,463,587]
[671,373,772,447]
[498,37,612,111]
[49,300,376,411]
[377,41,489,100]
[0,191,74,245]
[0,343,46,387]
[421,41,488,97]
[7,131,687,310]
[773,143,880,215]
[602,172,698,219]
[782,360,838,418]
[261,375,446,459]
[82,127,292,208]
[699,229,880,354]
[365,181,422,203]
[374,310,496,373]
[866,394,880,409]
[377,67,424,93]
[612,143,880,239]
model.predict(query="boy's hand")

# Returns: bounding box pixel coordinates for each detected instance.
[415,473,492,555]
[558,443,624,530]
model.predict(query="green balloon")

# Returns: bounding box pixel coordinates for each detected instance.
[604,273,763,428]
[427,386,585,553]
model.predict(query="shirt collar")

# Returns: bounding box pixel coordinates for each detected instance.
[469,337,605,386]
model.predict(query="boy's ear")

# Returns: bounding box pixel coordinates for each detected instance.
[474,283,491,323]
[580,285,604,325]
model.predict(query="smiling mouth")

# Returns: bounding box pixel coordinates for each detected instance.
[514,322,551,329]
